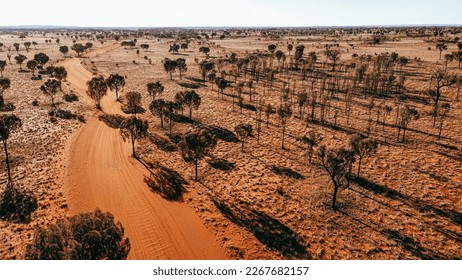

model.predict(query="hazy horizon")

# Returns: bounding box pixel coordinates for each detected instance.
[1,0,461,28]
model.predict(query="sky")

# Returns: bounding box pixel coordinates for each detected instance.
[1,0,461,28]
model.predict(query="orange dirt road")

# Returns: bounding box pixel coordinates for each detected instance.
[59,45,227,260]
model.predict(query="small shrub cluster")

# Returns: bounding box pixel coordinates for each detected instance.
[25,208,130,260]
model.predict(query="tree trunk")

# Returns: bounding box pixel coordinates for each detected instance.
[131,134,136,158]
[195,157,198,181]
[241,140,244,152]
[189,107,192,120]
[357,156,362,177]
[281,124,285,149]
[3,140,13,192]
[332,182,339,211]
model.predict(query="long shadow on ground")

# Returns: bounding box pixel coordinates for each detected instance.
[211,197,310,259]
[141,160,188,201]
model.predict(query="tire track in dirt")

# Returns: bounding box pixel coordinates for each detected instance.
[59,44,226,260]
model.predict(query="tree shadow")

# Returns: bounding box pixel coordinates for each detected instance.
[142,161,188,201]
[185,76,206,83]
[0,188,38,223]
[194,124,239,143]
[98,114,126,129]
[211,196,310,259]
[270,165,305,180]
[177,82,205,89]
[381,229,447,259]
[148,133,177,152]
[239,102,256,111]
[207,158,236,171]
[352,177,462,227]
[0,103,16,112]
[121,105,145,115]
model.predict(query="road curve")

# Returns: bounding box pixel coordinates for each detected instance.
[60,45,227,260]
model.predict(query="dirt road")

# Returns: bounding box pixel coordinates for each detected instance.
[60,45,226,260]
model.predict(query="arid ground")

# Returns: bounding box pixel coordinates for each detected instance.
[0,27,461,259]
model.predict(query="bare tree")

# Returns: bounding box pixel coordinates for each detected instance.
[302,130,322,163]
[349,135,379,177]
[278,103,292,149]
[428,69,456,126]
[317,145,355,211]
[235,123,252,152]
[397,105,419,142]
[437,103,450,139]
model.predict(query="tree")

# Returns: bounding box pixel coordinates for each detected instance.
[436,43,447,60]
[53,66,68,85]
[13,43,20,53]
[176,58,187,79]
[349,135,379,177]
[119,116,148,158]
[179,129,217,181]
[169,44,180,53]
[163,101,177,137]
[428,69,456,126]
[59,45,69,57]
[199,46,210,57]
[277,103,292,149]
[140,44,149,51]
[317,145,355,211]
[215,77,228,97]
[106,74,125,101]
[14,54,27,70]
[122,91,143,117]
[71,43,86,57]
[85,42,93,50]
[325,49,341,72]
[146,81,164,101]
[437,103,450,139]
[26,60,38,77]
[302,130,322,163]
[162,58,177,80]
[34,52,49,67]
[86,76,108,109]
[149,99,166,128]
[267,44,277,53]
[0,60,6,78]
[0,78,11,107]
[25,208,130,260]
[23,42,31,52]
[235,123,252,152]
[0,114,22,193]
[453,51,462,69]
[180,43,188,51]
[397,105,419,142]
[182,90,201,120]
[287,44,293,56]
[40,79,61,108]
